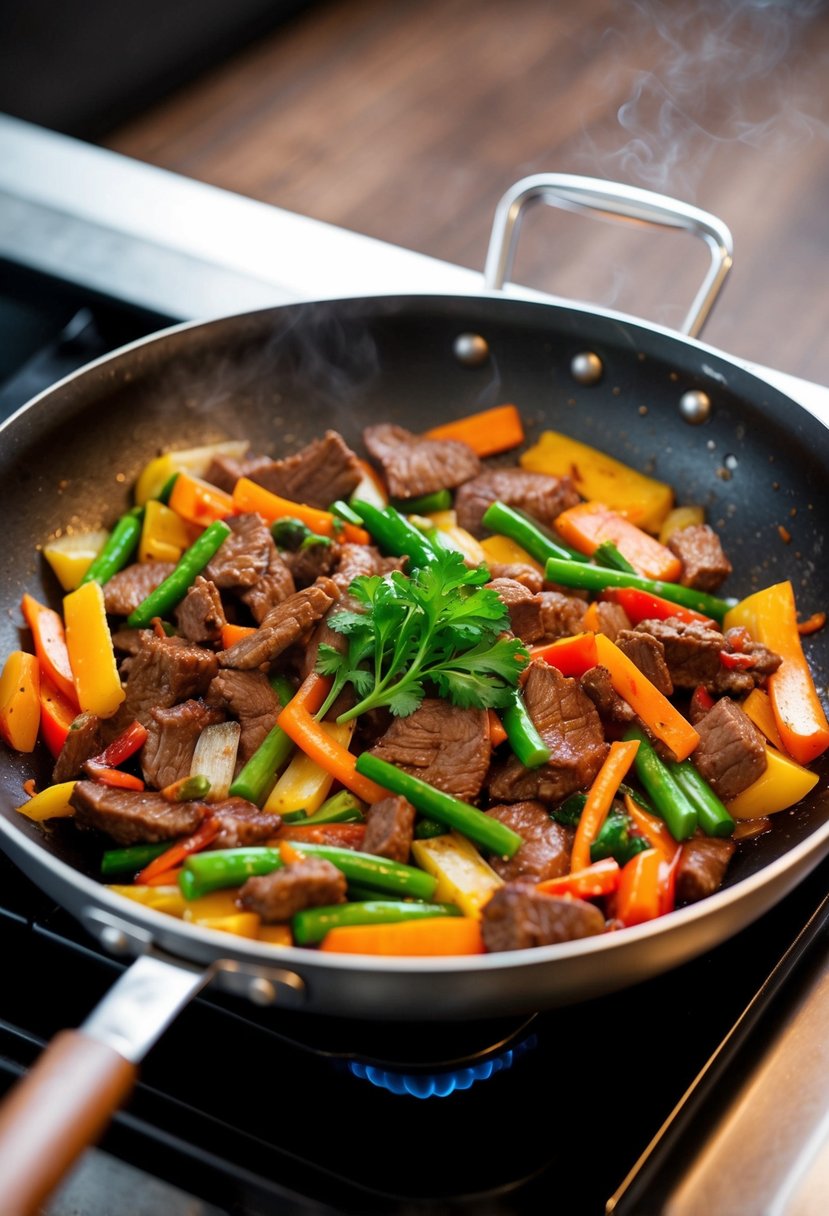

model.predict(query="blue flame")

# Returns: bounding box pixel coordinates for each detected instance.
[346,1033,538,1099]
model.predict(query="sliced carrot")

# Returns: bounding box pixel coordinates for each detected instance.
[623,793,679,862]
[279,839,306,865]
[797,611,826,636]
[168,471,235,527]
[276,823,366,848]
[616,848,662,926]
[537,858,620,898]
[488,709,508,748]
[425,405,524,458]
[137,818,220,885]
[220,623,256,649]
[594,633,700,761]
[320,916,485,956]
[87,768,145,791]
[20,593,78,708]
[233,478,370,545]
[38,674,78,758]
[0,651,41,752]
[570,739,640,872]
[143,866,184,888]
[555,502,682,582]
[528,632,598,678]
[581,602,602,633]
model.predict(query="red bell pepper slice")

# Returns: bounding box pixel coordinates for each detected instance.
[38,674,79,758]
[528,632,598,677]
[136,817,219,885]
[537,858,621,899]
[88,767,146,791]
[20,593,79,709]
[602,586,715,627]
[85,721,148,773]
[616,848,662,926]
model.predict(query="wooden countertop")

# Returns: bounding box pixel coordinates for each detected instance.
[107,0,829,385]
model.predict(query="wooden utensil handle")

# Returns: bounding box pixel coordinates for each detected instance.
[0,1028,136,1216]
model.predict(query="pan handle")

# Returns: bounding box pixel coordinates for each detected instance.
[0,952,209,1216]
[483,173,733,338]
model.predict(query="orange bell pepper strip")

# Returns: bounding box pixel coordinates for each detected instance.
[571,739,640,872]
[232,478,370,545]
[616,848,662,926]
[537,858,621,899]
[38,674,78,758]
[320,916,485,956]
[168,471,235,527]
[594,633,700,761]
[86,767,145,791]
[63,580,125,718]
[277,674,389,804]
[85,721,148,772]
[623,793,679,862]
[658,847,683,916]
[601,586,715,627]
[276,822,367,848]
[425,404,525,458]
[220,623,256,649]
[528,632,598,678]
[797,611,826,636]
[0,651,41,752]
[555,502,682,582]
[137,818,220,885]
[20,593,79,709]
[741,688,784,750]
[487,709,508,748]
[724,581,829,765]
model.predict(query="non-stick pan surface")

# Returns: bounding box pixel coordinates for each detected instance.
[2,292,829,1021]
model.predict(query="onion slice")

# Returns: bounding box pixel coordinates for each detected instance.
[190,721,241,801]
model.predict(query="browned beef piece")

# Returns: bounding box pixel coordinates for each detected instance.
[205,513,273,590]
[616,630,673,696]
[208,797,282,848]
[579,666,636,725]
[369,699,490,804]
[118,633,219,727]
[364,423,481,499]
[675,836,736,904]
[219,577,340,670]
[537,591,588,641]
[486,562,544,593]
[247,431,363,509]
[110,628,144,655]
[283,542,339,589]
[204,453,273,494]
[241,549,296,623]
[668,524,732,592]
[361,796,416,863]
[486,801,573,880]
[481,884,605,952]
[174,576,226,643]
[141,699,225,789]
[302,605,349,680]
[487,578,544,644]
[722,628,782,680]
[206,669,282,762]
[489,662,608,804]
[103,562,176,616]
[692,698,767,799]
[592,600,632,642]
[454,468,580,538]
[53,712,104,782]
[238,859,347,922]
[70,780,205,844]
[636,617,780,695]
[332,542,384,591]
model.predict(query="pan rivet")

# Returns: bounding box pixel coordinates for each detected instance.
[679,389,711,424]
[570,352,603,385]
[453,333,490,366]
[100,926,131,955]
[248,977,277,1006]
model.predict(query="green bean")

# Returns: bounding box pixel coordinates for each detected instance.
[157,472,180,505]
[329,500,366,527]
[667,759,735,838]
[544,557,735,622]
[355,753,523,858]
[414,816,447,840]
[593,540,636,573]
[501,689,550,768]
[623,726,698,841]
[481,501,586,565]
[80,506,144,586]
[293,900,461,946]
[590,811,652,866]
[351,499,436,568]
[101,840,169,878]
[390,489,452,514]
[127,519,231,628]
[301,791,364,825]
[228,674,296,805]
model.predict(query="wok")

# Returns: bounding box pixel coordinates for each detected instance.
[1,175,829,1214]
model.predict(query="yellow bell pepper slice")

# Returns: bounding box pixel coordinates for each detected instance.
[108,884,187,917]
[42,529,109,591]
[0,651,41,752]
[259,923,293,946]
[658,505,705,546]
[742,688,784,750]
[64,581,125,718]
[134,440,250,505]
[520,430,673,533]
[138,499,194,564]
[726,745,819,819]
[182,890,244,922]
[479,534,544,574]
[196,912,261,938]
[264,721,355,815]
[411,831,503,918]
[16,779,76,822]
[424,516,487,567]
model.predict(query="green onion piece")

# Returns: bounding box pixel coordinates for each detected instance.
[80,506,144,587]
[329,500,365,527]
[544,557,736,622]
[501,689,550,768]
[101,840,170,878]
[351,499,436,568]
[414,817,447,840]
[127,519,231,628]
[293,900,461,946]
[164,774,211,802]
[623,726,698,841]
[391,489,452,515]
[355,753,523,858]
[667,759,735,838]
[228,674,297,805]
[589,811,650,866]
[481,501,587,565]
[593,540,636,573]
[280,809,310,824]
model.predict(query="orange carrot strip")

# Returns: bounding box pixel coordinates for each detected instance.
[276,823,366,848]
[20,593,79,709]
[143,866,185,888]
[168,471,236,527]
[594,633,700,761]
[86,767,145,791]
[537,858,621,899]
[488,709,508,748]
[233,478,370,545]
[320,916,485,956]
[571,739,640,872]
[292,672,332,714]
[616,848,662,926]
[581,602,602,633]
[798,611,826,636]
[220,623,256,649]
[623,793,679,862]
[137,818,220,884]
[425,405,525,458]
[528,632,598,678]
[555,501,682,582]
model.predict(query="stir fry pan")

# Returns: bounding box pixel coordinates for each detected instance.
[1,176,828,1213]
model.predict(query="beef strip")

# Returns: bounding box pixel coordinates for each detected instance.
[238,858,347,922]
[361,796,416,863]
[218,577,340,670]
[481,884,605,951]
[691,697,767,799]
[537,591,588,641]
[454,468,580,538]
[204,453,273,494]
[208,797,282,848]
[241,547,296,623]
[110,628,145,655]
[675,836,736,903]
[369,699,490,804]
[103,562,176,616]
[282,541,339,588]
[615,629,673,696]
[206,669,283,762]
[579,666,636,725]
[486,562,544,593]
[667,524,732,592]
[141,699,225,789]
[333,542,385,591]
[486,578,544,644]
[246,431,363,509]
[174,576,226,643]
[52,712,104,782]
[117,633,219,727]
[363,423,481,499]
[486,801,573,880]
[592,600,632,642]
[70,780,205,844]
[489,662,608,804]
[636,617,781,695]
[205,513,273,590]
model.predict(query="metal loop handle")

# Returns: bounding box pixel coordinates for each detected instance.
[484,173,733,338]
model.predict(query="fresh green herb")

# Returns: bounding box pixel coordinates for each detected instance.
[315,548,528,722]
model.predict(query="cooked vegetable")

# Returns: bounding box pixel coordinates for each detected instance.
[126,518,232,628]
[502,688,551,768]
[107,883,187,917]
[592,540,636,574]
[424,515,487,566]
[134,439,251,505]
[79,506,144,586]
[623,726,698,841]
[555,502,682,581]
[391,489,452,514]
[139,499,193,563]
[319,916,484,955]
[595,634,700,761]
[101,841,171,878]
[64,581,125,717]
[20,593,78,708]
[161,775,212,802]
[616,849,662,926]
[658,505,705,545]
[295,901,461,947]
[37,675,78,758]
[190,721,241,800]
[16,779,76,822]
[228,675,295,806]
[137,818,221,885]
[0,651,40,753]
[350,499,437,567]
[589,813,651,866]
[42,529,109,591]
[479,533,544,573]
[290,791,365,825]
[425,404,525,457]
[601,586,715,626]
[168,472,235,526]
[233,478,370,545]
[528,632,598,677]
[623,793,679,861]
[544,556,734,621]
[741,688,784,749]
[264,720,354,815]
[481,501,586,564]
[411,831,504,917]
[725,745,819,819]
[666,759,735,838]
[349,458,388,509]
[537,858,621,898]
[571,739,640,872]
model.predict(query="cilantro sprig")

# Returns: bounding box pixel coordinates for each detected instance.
[315,549,528,722]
